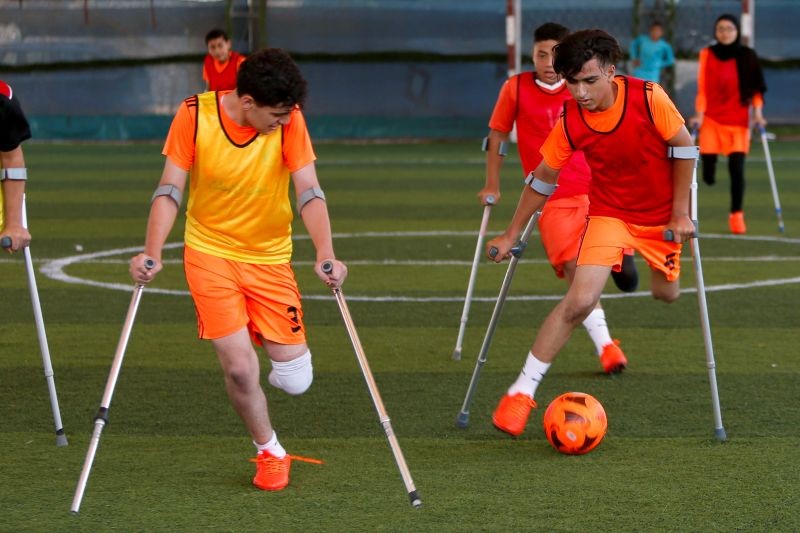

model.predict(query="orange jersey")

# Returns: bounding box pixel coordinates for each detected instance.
[163,91,316,264]
[489,72,591,202]
[544,77,685,226]
[695,48,763,127]
[202,51,246,91]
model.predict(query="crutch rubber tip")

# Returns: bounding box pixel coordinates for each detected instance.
[409,491,422,508]
[0,236,11,249]
[321,261,333,274]
[715,428,728,442]
[455,412,469,428]
[452,348,462,361]
[56,429,68,447]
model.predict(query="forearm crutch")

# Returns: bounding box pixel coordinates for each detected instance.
[758,125,785,233]
[452,195,495,360]
[71,259,154,514]
[456,211,541,428]
[321,261,421,509]
[2,195,67,446]
[665,137,726,442]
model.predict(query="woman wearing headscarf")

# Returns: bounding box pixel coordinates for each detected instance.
[690,13,767,234]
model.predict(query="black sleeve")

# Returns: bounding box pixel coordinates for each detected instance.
[0,93,32,152]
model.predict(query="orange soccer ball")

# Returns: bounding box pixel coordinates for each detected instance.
[543,392,608,455]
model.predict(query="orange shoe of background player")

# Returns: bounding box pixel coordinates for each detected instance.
[600,339,628,374]
[492,393,537,436]
[250,450,323,491]
[729,211,747,234]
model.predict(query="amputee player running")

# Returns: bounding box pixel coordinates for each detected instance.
[0,80,33,253]
[480,23,636,375]
[130,48,347,491]
[486,29,696,437]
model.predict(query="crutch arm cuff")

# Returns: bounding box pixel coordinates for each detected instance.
[1,168,27,180]
[524,172,557,196]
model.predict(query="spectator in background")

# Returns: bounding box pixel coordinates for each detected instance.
[0,80,33,253]
[203,28,246,91]
[629,21,675,84]
[690,13,767,234]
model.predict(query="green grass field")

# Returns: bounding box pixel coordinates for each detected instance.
[2,138,799,531]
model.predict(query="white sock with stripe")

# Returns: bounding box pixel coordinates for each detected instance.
[508,352,551,398]
[582,308,613,356]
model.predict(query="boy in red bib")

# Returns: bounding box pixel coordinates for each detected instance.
[487,30,696,437]
[203,29,246,91]
[481,22,635,376]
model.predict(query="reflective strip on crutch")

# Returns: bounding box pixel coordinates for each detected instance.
[456,211,541,428]
[1,196,68,446]
[664,135,727,442]
[322,262,421,509]
[758,125,785,233]
[452,194,495,361]
[71,259,154,514]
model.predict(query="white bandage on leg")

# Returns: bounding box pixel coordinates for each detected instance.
[268,350,313,395]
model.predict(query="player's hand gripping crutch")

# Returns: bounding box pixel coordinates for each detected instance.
[71,258,155,514]
[456,211,540,428]
[321,261,421,509]
[664,131,726,442]
[1,195,67,447]
[757,124,785,233]
[452,194,496,360]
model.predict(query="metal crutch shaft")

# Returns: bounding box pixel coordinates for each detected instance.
[3,196,67,446]
[321,261,421,509]
[758,125,785,233]
[456,211,540,428]
[71,258,154,514]
[453,195,495,360]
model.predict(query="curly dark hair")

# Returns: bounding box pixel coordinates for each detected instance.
[236,48,308,108]
[553,29,622,80]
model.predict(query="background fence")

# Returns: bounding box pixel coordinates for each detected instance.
[2,0,798,140]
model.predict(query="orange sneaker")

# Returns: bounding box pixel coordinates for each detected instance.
[600,339,627,374]
[729,211,746,234]
[492,393,537,436]
[250,451,323,491]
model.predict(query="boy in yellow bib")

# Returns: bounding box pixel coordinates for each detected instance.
[130,48,347,491]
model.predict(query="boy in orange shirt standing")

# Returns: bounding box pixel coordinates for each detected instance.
[203,28,246,91]
[130,49,347,491]
[481,22,635,376]
[487,30,696,437]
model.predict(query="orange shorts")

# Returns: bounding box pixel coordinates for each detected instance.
[539,196,590,278]
[699,116,751,155]
[577,216,682,282]
[183,246,306,345]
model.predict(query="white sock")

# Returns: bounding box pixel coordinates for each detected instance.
[254,432,286,459]
[508,352,551,398]
[582,308,613,356]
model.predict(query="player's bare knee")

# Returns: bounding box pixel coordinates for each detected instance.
[562,295,598,325]
[268,350,313,395]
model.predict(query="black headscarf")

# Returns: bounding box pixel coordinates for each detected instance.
[709,13,767,105]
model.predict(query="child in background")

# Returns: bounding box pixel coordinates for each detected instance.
[203,28,246,91]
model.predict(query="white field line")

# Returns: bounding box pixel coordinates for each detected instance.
[29,232,800,300]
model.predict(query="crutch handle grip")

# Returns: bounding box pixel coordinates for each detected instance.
[321,260,334,274]
[489,245,523,259]
[663,229,698,242]
[144,258,156,270]
[0,236,11,249]
[485,195,496,206]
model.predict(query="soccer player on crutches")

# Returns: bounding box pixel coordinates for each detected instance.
[757,125,785,232]
[1,80,67,447]
[472,23,634,375]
